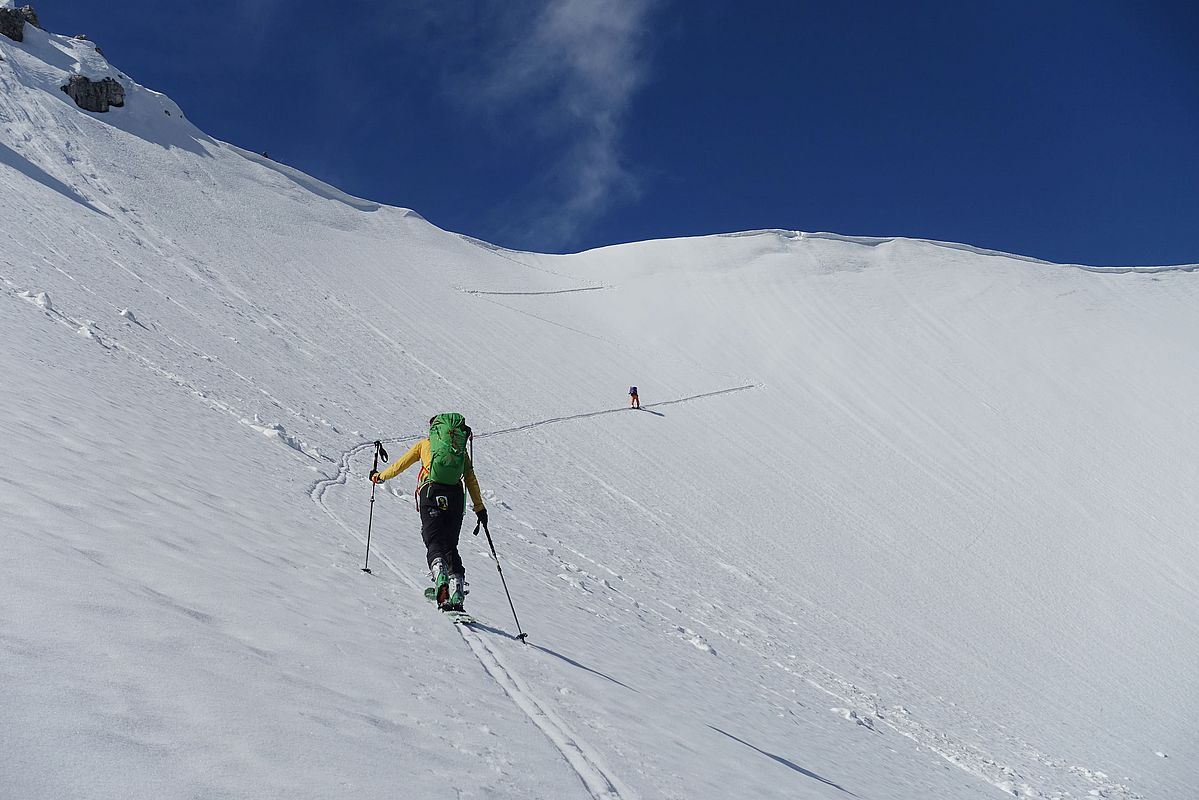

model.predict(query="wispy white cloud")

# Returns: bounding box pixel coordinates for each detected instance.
[476,0,657,246]
[390,0,660,248]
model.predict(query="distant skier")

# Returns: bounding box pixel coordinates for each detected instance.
[629,386,640,409]
[371,413,486,612]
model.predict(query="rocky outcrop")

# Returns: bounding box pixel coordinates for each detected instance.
[0,5,39,42]
[72,33,103,56]
[61,75,125,112]
[0,13,23,42]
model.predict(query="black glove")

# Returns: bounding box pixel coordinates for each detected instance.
[369,470,381,484]
[475,508,488,528]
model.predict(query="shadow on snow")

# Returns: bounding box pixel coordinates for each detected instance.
[528,642,638,692]
[707,725,859,797]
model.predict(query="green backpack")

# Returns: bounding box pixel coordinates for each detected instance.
[426,413,472,485]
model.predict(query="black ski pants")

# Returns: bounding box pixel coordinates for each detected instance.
[418,481,465,576]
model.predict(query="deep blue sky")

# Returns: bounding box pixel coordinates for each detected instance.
[38,1,1199,264]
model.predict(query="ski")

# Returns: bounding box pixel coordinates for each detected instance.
[423,586,475,625]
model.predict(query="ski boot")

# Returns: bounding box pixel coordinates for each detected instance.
[430,558,451,610]
[447,571,466,612]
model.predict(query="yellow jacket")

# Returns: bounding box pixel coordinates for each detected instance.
[376,439,485,512]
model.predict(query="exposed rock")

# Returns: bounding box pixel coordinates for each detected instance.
[72,33,104,55]
[61,75,125,113]
[18,4,39,28]
[0,9,26,41]
[0,5,38,40]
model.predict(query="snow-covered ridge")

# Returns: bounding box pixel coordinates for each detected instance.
[577,227,1199,273]
[226,144,393,214]
[776,229,1199,273]
[2,9,1197,800]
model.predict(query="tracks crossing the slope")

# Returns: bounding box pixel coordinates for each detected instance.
[312,481,630,799]
[307,386,757,800]
[475,384,757,441]
[313,387,1146,800]
[308,384,758,505]
[461,287,609,296]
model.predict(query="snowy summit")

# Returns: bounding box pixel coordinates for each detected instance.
[2,7,1197,800]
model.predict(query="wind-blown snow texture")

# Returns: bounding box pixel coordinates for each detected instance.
[3,19,1198,800]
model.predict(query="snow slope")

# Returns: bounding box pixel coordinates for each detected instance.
[3,17,1197,800]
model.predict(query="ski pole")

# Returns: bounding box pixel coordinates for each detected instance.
[361,441,388,573]
[474,520,528,642]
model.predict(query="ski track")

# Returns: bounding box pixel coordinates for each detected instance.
[794,664,1146,800]
[311,474,631,799]
[460,287,609,296]
[474,385,759,440]
[305,390,765,800]
[459,631,629,800]
[514,513,1144,800]
[308,452,631,800]
[303,390,1140,800]
[2,279,340,458]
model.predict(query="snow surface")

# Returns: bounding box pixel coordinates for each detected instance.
[3,19,1198,800]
